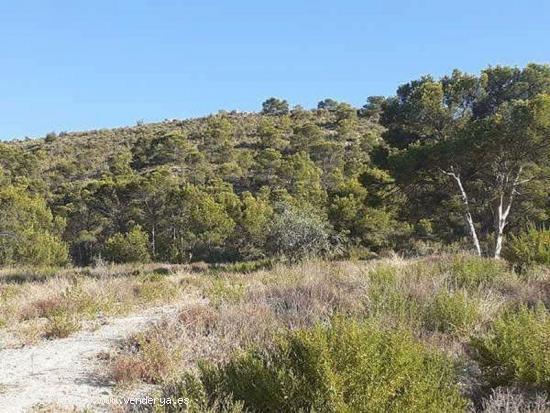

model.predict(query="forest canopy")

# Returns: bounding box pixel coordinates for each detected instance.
[1,64,549,266]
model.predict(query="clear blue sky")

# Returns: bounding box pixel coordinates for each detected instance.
[1,0,549,140]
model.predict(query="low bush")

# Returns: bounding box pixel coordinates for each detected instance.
[366,263,426,326]
[205,278,246,307]
[445,255,507,288]
[481,387,550,413]
[504,226,550,269]
[209,259,274,274]
[133,282,175,303]
[43,312,80,339]
[423,290,480,336]
[163,318,467,412]
[112,331,182,384]
[471,306,550,390]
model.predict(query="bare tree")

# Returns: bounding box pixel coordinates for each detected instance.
[492,163,531,258]
[441,167,482,256]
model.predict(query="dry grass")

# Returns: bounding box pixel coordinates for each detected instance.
[28,403,89,413]
[103,254,550,411]
[0,264,192,346]
[481,387,550,413]
[109,259,371,384]
[3,254,549,410]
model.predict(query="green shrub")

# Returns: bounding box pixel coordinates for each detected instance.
[0,185,69,267]
[14,230,69,267]
[205,278,246,307]
[44,312,80,339]
[423,290,480,335]
[267,204,335,261]
[504,226,550,268]
[367,264,421,324]
[445,255,507,288]
[164,318,466,412]
[210,259,274,274]
[103,226,151,263]
[471,306,550,390]
[134,276,178,303]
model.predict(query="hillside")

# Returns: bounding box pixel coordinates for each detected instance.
[0,64,549,269]
[0,64,549,413]
[11,107,380,187]
[1,100,392,266]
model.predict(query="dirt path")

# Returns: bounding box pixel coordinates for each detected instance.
[0,304,182,413]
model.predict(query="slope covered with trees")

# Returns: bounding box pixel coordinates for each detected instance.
[1,63,549,266]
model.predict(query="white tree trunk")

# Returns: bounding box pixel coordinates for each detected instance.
[494,194,511,258]
[151,225,156,258]
[493,167,522,259]
[442,168,482,256]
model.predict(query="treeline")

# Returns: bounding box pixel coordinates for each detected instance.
[1,64,549,266]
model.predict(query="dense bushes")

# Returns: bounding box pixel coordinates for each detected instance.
[103,256,550,411]
[14,230,69,267]
[423,290,480,335]
[3,96,399,265]
[103,226,151,263]
[266,204,335,261]
[471,306,550,390]
[366,258,487,334]
[0,185,68,266]
[164,318,466,413]
[446,255,508,288]
[504,226,550,268]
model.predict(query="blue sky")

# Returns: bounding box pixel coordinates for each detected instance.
[0,0,549,140]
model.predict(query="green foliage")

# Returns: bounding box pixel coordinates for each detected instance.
[267,204,334,261]
[166,318,466,412]
[445,255,508,288]
[471,306,550,390]
[14,229,69,267]
[44,312,80,339]
[239,192,273,236]
[176,185,236,261]
[0,143,41,180]
[261,97,289,116]
[103,226,151,263]
[504,226,550,268]
[0,185,68,266]
[45,132,58,143]
[132,131,196,168]
[134,275,178,302]
[0,63,548,265]
[382,65,550,257]
[329,174,405,252]
[423,290,480,335]
[205,278,246,307]
[257,117,290,150]
[210,259,273,274]
[367,264,415,322]
[278,152,326,207]
[317,98,339,111]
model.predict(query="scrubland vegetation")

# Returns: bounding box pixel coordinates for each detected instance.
[0,264,186,345]
[1,64,550,412]
[2,254,549,411]
[86,255,546,412]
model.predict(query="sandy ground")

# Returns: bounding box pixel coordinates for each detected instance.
[0,304,181,413]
